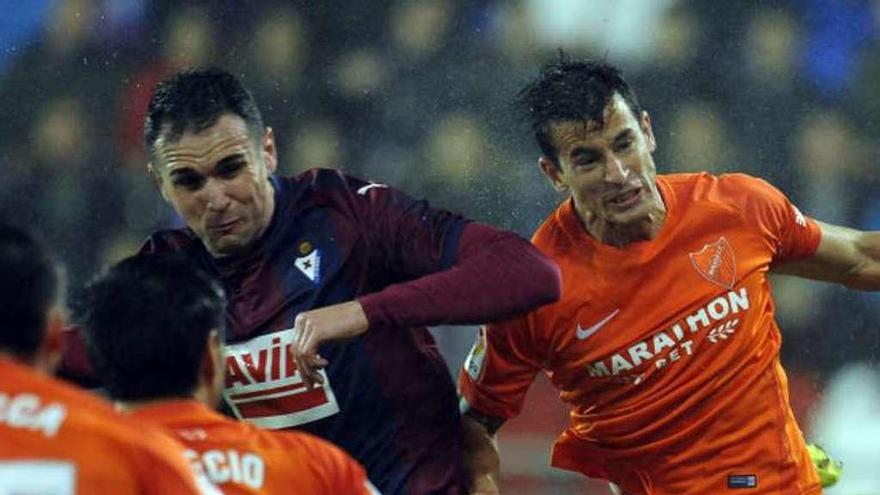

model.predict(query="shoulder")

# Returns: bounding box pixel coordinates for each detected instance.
[661,171,785,209]
[1,365,196,486]
[17,366,117,419]
[30,372,167,455]
[277,168,392,213]
[531,201,573,253]
[285,168,374,196]
[662,171,777,196]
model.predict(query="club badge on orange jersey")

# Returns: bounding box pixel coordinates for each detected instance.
[689,236,737,289]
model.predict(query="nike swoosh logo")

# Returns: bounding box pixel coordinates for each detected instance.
[576,309,620,340]
[356,183,388,195]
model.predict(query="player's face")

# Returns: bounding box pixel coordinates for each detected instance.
[541,94,663,230]
[151,114,278,258]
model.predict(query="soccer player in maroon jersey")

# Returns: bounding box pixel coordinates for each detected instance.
[64,68,561,495]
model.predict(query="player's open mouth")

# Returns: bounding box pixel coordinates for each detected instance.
[608,187,642,208]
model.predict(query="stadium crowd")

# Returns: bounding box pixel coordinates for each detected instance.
[0,1,877,493]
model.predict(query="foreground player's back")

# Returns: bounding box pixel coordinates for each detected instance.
[131,399,379,495]
[0,357,212,494]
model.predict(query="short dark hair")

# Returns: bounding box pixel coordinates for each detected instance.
[517,58,644,164]
[82,253,225,401]
[0,222,58,358]
[144,68,264,157]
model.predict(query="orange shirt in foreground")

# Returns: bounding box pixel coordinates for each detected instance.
[0,357,215,494]
[460,173,824,495]
[130,399,378,495]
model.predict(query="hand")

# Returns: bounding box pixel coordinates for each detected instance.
[469,475,500,495]
[461,414,502,495]
[292,301,370,389]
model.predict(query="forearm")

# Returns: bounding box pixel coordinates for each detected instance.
[851,231,880,290]
[461,413,502,495]
[359,223,561,329]
[774,224,880,290]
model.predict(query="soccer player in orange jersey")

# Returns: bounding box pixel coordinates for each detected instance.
[0,222,218,495]
[81,253,379,495]
[458,59,880,495]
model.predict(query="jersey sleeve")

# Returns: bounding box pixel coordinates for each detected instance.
[343,173,468,280]
[458,315,543,421]
[733,174,822,262]
[295,432,378,494]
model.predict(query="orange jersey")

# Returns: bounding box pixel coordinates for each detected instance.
[460,173,824,495]
[130,400,377,495]
[0,357,215,494]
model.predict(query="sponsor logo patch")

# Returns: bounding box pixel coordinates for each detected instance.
[356,182,388,195]
[728,474,758,489]
[585,288,750,380]
[224,329,339,429]
[576,309,620,340]
[464,327,488,381]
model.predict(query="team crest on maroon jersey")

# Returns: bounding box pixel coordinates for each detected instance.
[295,240,321,283]
[689,236,737,289]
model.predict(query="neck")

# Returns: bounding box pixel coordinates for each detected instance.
[584,212,665,247]
[115,382,214,413]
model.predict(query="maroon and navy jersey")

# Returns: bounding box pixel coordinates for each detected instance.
[141,168,469,495]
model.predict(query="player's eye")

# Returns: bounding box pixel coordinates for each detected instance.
[172,174,205,191]
[216,161,245,179]
[572,152,599,169]
[615,139,634,152]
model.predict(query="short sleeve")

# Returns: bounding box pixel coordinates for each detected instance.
[734,175,822,262]
[458,315,543,421]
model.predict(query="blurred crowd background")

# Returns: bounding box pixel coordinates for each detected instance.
[0,1,878,493]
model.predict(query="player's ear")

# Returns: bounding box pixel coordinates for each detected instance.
[538,156,569,193]
[262,126,278,174]
[148,162,170,202]
[200,329,225,407]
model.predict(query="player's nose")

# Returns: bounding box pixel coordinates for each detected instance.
[604,156,630,184]
[202,179,231,212]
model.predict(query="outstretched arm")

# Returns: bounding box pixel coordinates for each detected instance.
[294,222,561,388]
[772,221,880,290]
